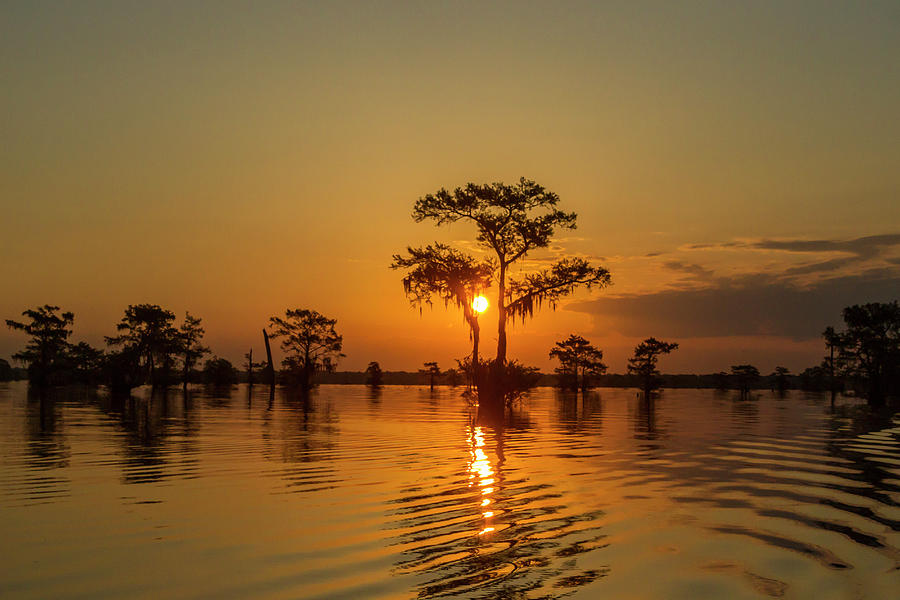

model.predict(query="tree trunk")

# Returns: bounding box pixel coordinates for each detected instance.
[303,345,312,390]
[262,329,275,386]
[496,262,507,365]
[465,308,481,389]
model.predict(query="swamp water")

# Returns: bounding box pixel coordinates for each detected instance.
[1,382,898,599]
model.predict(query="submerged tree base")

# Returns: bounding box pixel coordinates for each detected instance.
[473,359,541,411]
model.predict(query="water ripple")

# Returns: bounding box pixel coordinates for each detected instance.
[0,383,898,598]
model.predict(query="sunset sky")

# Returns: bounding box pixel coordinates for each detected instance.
[2,1,898,373]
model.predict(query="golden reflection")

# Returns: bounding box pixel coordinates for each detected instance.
[467,425,497,536]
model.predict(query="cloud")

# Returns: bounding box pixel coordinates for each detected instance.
[683,241,742,250]
[750,233,900,257]
[682,233,900,260]
[568,270,899,340]
[663,260,715,279]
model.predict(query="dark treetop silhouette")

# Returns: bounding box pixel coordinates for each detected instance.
[6,305,75,386]
[825,301,900,405]
[550,334,607,392]
[268,309,344,390]
[105,304,180,388]
[411,178,611,367]
[771,366,791,392]
[104,304,210,390]
[731,364,761,395]
[421,361,441,390]
[178,313,209,388]
[365,361,383,387]
[627,337,679,396]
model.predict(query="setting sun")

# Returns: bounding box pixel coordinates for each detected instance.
[472,295,488,313]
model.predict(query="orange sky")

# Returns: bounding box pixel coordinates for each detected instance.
[2,2,898,373]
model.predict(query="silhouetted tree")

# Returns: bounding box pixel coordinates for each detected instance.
[549,334,607,392]
[106,304,179,387]
[411,179,611,366]
[835,302,900,404]
[268,309,344,390]
[365,361,383,387]
[203,356,237,386]
[392,244,492,370]
[178,312,209,388]
[6,305,75,385]
[421,361,441,390]
[627,338,679,397]
[770,366,790,392]
[731,364,760,395]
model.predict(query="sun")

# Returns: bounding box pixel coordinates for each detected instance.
[472,295,489,313]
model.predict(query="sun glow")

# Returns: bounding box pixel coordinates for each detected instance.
[472,295,488,313]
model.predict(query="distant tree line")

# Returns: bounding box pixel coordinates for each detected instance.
[4,304,347,393]
[4,300,897,407]
[543,301,899,406]
[4,304,233,390]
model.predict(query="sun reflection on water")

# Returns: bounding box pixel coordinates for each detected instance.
[468,425,497,536]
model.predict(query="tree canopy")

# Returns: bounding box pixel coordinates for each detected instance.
[6,305,75,385]
[269,308,344,390]
[627,337,679,395]
[771,366,791,391]
[365,361,383,387]
[106,304,179,387]
[410,178,611,366]
[832,301,900,403]
[421,361,441,389]
[178,312,209,386]
[549,334,607,391]
[731,364,760,394]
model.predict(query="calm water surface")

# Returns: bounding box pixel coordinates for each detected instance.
[1,382,899,599]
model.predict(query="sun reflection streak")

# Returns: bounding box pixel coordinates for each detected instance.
[467,425,497,537]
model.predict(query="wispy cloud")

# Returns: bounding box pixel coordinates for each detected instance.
[663,260,715,279]
[750,233,900,256]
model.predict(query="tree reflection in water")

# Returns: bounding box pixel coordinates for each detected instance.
[20,387,72,505]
